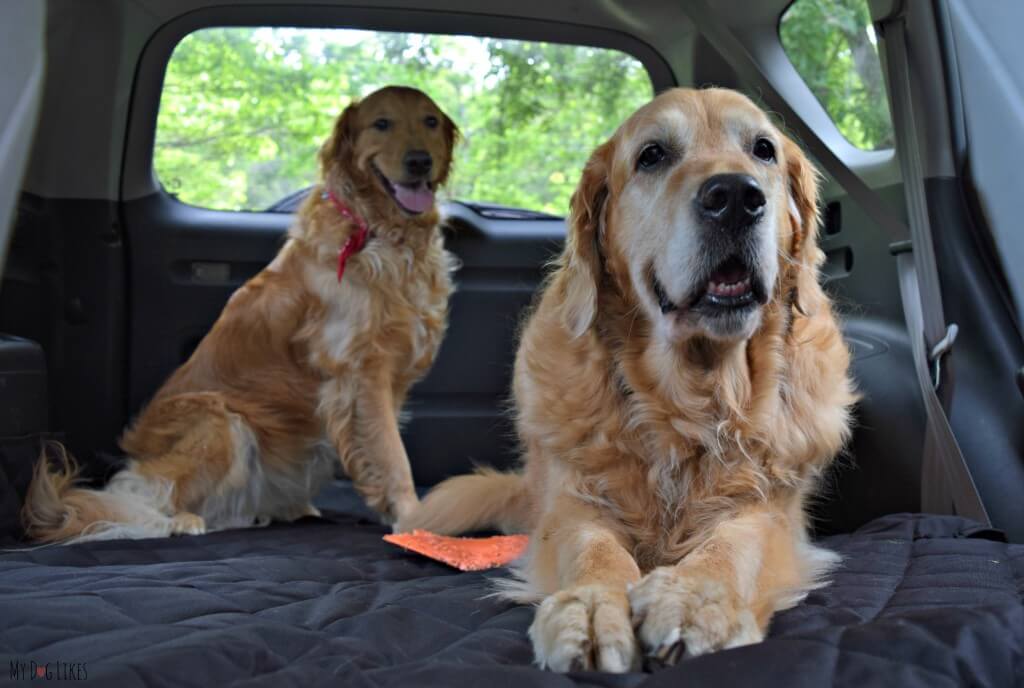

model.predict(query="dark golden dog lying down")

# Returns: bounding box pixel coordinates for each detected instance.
[24,86,458,542]
[403,87,857,672]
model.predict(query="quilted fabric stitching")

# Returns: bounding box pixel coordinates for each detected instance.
[1,511,1021,687]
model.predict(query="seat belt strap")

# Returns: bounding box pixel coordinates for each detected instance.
[882,7,989,526]
[896,253,989,523]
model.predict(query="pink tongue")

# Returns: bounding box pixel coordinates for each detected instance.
[710,265,748,284]
[394,183,435,213]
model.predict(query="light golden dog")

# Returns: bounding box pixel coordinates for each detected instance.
[402,88,856,671]
[24,85,458,542]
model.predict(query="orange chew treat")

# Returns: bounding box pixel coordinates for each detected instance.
[383,530,529,571]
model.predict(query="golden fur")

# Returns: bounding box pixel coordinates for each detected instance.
[402,88,857,672]
[23,86,459,543]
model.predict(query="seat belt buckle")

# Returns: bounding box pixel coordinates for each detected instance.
[928,323,959,389]
[889,239,913,255]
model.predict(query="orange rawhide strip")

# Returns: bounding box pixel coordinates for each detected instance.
[384,530,529,571]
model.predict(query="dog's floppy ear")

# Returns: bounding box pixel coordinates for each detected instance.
[319,99,360,176]
[435,111,461,187]
[783,136,824,316]
[558,140,612,338]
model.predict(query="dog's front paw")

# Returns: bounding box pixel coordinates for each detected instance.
[170,512,206,536]
[390,493,419,525]
[628,567,762,666]
[365,490,419,529]
[529,585,637,673]
[381,494,419,531]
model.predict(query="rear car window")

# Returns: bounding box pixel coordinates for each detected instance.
[780,0,894,150]
[154,28,653,214]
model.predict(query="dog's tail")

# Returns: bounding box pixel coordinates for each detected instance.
[399,467,530,535]
[21,445,112,542]
[20,444,165,544]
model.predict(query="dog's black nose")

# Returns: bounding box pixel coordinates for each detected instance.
[404,150,433,178]
[696,174,766,229]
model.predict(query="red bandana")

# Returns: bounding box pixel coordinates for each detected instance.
[323,189,369,282]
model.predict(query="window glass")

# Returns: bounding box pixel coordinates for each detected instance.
[155,28,653,213]
[780,0,894,150]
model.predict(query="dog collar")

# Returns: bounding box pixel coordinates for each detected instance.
[322,189,369,282]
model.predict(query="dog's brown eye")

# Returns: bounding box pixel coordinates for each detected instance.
[373,118,390,132]
[637,143,666,170]
[424,115,439,129]
[753,137,776,162]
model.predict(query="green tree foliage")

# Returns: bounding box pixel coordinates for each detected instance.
[780,0,894,150]
[156,3,894,214]
[155,29,651,213]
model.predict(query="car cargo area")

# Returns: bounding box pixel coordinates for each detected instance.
[1,0,1022,686]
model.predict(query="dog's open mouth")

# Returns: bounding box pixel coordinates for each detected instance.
[652,255,764,315]
[697,256,758,309]
[373,165,435,215]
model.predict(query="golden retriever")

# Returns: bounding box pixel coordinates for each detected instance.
[23,85,459,542]
[401,87,857,671]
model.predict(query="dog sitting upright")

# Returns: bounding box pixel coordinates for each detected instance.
[24,86,459,542]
